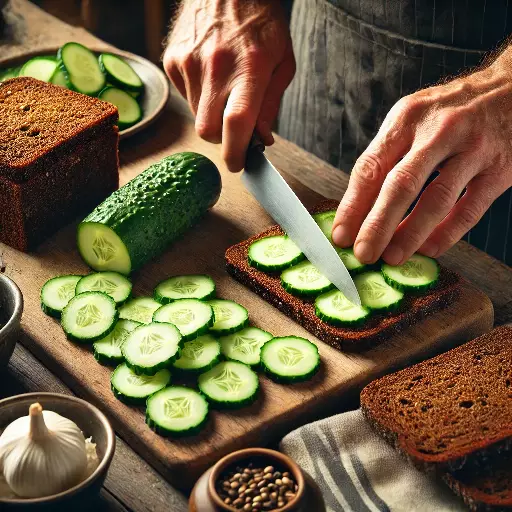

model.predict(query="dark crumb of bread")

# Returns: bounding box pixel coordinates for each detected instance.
[444,457,512,511]
[360,326,512,474]
[225,199,462,352]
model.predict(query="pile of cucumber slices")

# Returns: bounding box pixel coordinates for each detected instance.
[0,42,144,130]
[41,272,320,437]
[248,209,440,327]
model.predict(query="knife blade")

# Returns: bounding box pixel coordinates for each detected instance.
[242,143,361,306]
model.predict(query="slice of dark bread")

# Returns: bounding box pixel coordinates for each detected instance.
[443,459,512,511]
[360,326,512,473]
[225,199,462,351]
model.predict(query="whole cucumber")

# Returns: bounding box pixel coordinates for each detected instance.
[77,152,222,274]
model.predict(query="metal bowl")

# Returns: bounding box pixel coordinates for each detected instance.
[0,393,115,510]
[0,274,23,367]
[0,46,170,139]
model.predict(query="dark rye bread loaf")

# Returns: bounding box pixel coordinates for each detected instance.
[225,199,462,351]
[360,326,512,474]
[0,77,119,251]
[444,459,512,511]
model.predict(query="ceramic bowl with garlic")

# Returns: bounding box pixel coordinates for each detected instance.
[0,392,115,509]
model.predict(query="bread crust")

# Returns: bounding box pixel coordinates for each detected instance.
[225,199,462,351]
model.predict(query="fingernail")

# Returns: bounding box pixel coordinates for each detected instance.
[354,240,374,263]
[383,244,404,266]
[332,225,352,247]
[420,241,439,258]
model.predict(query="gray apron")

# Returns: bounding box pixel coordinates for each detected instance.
[278,0,512,265]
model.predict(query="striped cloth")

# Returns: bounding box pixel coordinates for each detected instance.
[280,409,466,512]
[278,0,512,265]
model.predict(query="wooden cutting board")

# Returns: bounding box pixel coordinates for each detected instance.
[1,95,494,491]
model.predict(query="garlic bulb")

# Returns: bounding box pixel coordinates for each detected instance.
[0,403,88,498]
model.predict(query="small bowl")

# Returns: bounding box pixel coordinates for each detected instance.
[189,448,325,512]
[0,392,115,510]
[0,274,23,367]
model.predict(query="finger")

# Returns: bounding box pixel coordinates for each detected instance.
[195,62,231,144]
[222,73,271,172]
[180,56,202,116]
[353,142,451,264]
[382,152,483,265]
[255,52,296,146]
[332,105,414,249]
[418,173,504,257]
[165,59,187,99]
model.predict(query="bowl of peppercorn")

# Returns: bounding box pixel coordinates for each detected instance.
[189,448,325,512]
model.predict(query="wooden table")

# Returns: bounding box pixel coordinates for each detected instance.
[1,1,511,510]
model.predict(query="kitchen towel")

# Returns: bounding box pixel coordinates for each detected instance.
[280,409,466,512]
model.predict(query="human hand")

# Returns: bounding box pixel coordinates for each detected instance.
[332,52,512,265]
[163,0,295,172]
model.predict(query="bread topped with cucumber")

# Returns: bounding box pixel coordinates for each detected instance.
[226,199,462,351]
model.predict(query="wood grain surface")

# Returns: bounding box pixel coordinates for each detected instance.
[1,0,505,495]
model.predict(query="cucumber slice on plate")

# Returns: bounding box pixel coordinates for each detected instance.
[122,322,182,375]
[0,67,20,82]
[99,53,143,91]
[119,297,162,324]
[198,361,259,409]
[19,57,58,82]
[76,271,132,305]
[111,362,171,404]
[354,271,404,312]
[260,336,320,383]
[93,319,141,365]
[98,86,142,129]
[146,386,209,437]
[315,289,370,326]
[172,334,221,373]
[40,275,82,318]
[49,67,69,88]
[153,299,214,341]
[208,299,249,335]
[381,254,440,292]
[154,275,216,304]
[61,291,118,342]
[248,235,304,271]
[58,42,106,95]
[219,327,273,367]
[281,260,333,297]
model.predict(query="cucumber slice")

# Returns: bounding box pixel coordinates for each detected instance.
[248,235,304,271]
[313,210,336,241]
[336,247,367,274]
[153,299,214,341]
[40,275,82,318]
[58,42,106,95]
[19,57,58,82]
[122,322,182,375]
[315,289,371,326]
[49,67,69,88]
[280,261,333,297]
[381,254,440,292]
[77,222,132,275]
[98,86,142,129]
[260,336,320,383]
[354,272,404,312]
[208,300,249,335]
[76,271,132,305]
[61,291,118,342]
[99,53,143,91]
[93,319,141,365]
[146,386,209,437]
[198,361,259,409]
[219,327,273,367]
[172,334,221,373]
[154,275,216,304]
[119,297,162,324]
[111,362,171,404]
[0,67,20,82]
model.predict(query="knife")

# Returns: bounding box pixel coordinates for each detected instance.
[242,137,361,306]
